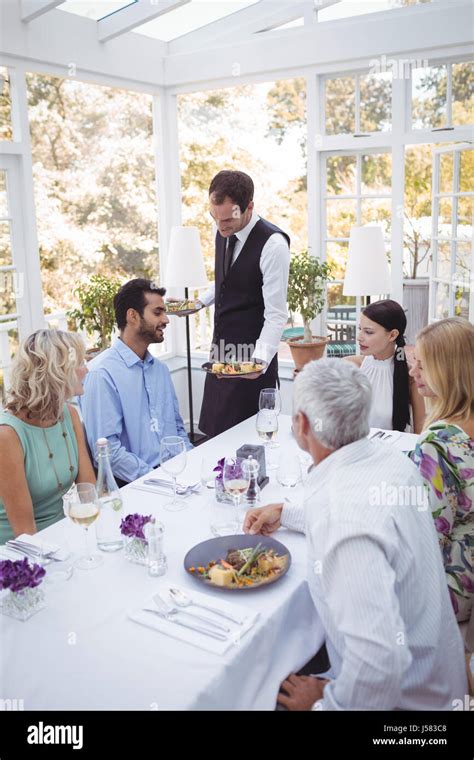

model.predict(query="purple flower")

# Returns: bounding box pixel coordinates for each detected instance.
[434,516,451,536]
[213,458,225,484]
[120,513,152,540]
[460,574,474,593]
[0,558,46,592]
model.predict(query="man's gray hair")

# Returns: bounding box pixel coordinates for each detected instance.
[293,358,372,450]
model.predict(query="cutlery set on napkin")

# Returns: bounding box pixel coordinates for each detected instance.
[127,583,259,655]
[0,534,69,562]
[130,477,201,497]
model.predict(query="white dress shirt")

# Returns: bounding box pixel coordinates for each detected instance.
[199,211,290,365]
[360,354,395,430]
[282,437,467,710]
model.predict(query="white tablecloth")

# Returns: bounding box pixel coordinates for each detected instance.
[0,415,323,711]
[0,416,418,710]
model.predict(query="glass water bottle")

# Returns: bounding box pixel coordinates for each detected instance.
[95,438,124,552]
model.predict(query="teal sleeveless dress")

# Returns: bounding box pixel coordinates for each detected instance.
[0,404,79,544]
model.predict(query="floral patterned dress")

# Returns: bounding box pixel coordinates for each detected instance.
[409,422,474,622]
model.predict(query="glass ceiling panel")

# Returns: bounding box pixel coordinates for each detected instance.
[133,0,260,42]
[318,0,432,23]
[58,1,137,22]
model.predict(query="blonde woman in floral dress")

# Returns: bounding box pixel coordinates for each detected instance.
[409,318,474,622]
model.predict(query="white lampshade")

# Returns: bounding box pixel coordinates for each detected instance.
[164,226,208,289]
[343,226,391,296]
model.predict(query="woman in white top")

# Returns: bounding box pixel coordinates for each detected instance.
[346,299,425,433]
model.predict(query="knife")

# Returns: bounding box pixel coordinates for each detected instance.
[142,608,228,641]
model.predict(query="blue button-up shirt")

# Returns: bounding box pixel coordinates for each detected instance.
[80,339,192,483]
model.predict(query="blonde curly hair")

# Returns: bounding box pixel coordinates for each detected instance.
[5,329,86,422]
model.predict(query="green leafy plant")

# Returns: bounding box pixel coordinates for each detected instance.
[287,251,334,342]
[67,273,121,350]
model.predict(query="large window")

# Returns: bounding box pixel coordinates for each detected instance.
[323,150,392,307]
[412,58,474,130]
[26,74,159,324]
[324,72,392,135]
[0,67,12,141]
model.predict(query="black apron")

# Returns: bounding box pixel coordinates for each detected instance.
[199,218,290,438]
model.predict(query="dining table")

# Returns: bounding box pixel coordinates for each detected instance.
[0,415,418,711]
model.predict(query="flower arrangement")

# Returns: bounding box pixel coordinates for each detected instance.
[120,513,152,540]
[213,458,233,504]
[0,558,46,621]
[120,513,153,565]
[0,558,46,591]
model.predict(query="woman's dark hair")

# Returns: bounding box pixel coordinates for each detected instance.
[362,299,410,432]
[209,170,254,214]
[114,279,166,330]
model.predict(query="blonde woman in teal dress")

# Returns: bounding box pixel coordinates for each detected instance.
[0,330,96,544]
[409,318,474,623]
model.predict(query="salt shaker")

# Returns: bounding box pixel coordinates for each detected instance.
[144,519,167,577]
[243,455,260,507]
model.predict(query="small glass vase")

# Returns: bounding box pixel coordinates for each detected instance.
[0,586,46,621]
[124,536,148,565]
[215,477,233,504]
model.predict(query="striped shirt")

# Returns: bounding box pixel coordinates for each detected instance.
[282,437,468,710]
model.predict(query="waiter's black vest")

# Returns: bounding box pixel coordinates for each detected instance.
[199,218,290,438]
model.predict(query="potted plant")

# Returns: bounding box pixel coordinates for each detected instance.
[286,251,334,371]
[67,273,121,358]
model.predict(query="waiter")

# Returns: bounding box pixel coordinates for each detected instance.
[197,170,290,438]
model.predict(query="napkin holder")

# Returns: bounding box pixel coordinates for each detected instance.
[236,444,269,489]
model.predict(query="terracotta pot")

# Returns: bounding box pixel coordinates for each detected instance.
[287,336,330,371]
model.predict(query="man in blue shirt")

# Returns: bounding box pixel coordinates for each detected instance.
[80,279,192,485]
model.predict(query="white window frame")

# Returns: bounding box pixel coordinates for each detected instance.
[429,142,474,323]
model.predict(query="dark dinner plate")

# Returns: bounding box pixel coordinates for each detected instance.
[201,361,267,380]
[184,534,291,591]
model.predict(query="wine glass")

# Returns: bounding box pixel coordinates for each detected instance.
[222,457,250,532]
[259,389,281,447]
[277,454,302,489]
[256,410,279,468]
[259,388,281,415]
[66,483,103,570]
[160,436,187,512]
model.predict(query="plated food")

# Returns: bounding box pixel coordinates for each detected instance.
[185,535,291,591]
[165,299,199,314]
[201,361,267,379]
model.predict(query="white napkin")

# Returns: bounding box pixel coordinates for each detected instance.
[8,533,70,561]
[127,583,259,655]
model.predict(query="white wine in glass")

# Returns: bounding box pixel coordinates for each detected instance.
[66,483,103,570]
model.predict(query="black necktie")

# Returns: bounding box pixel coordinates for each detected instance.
[224,235,238,278]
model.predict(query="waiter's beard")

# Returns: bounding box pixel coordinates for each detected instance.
[138,317,165,344]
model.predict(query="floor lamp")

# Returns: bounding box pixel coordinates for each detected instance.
[343,226,391,352]
[165,226,208,444]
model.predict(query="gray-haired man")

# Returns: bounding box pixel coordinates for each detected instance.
[244,359,467,710]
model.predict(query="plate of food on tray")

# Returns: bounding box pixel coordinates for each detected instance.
[201,360,267,379]
[165,299,201,316]
[184,534,290,591]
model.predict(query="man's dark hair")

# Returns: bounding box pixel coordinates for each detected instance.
[209,170,254,214]
[114,279,166,330]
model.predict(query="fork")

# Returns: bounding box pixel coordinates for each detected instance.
[153,593,230,633]
[147,594,228,641]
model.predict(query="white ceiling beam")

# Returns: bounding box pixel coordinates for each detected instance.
[168,0,310,56]
[1,2,166,86]
[21,0,63,23]
[98,0,190,43]
[165,0,473,86]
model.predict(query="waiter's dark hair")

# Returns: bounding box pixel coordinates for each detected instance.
[362,299,410,432]
[209,170,254,214]
[114,278,166,330]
